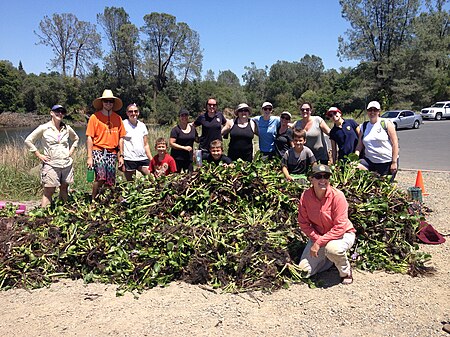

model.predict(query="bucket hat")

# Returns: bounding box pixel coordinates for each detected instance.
[235,103,251,116]
[93,89,123,111]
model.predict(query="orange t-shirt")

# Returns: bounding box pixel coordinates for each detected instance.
[86,111,126,152]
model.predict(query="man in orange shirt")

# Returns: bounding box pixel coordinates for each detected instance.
[86,90,126,198]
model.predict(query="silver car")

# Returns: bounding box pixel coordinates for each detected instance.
[381,110,422,130]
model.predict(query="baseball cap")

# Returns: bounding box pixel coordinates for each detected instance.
[366,101,381,110]
[51,105,66,113]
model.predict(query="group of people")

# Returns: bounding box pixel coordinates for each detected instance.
[25,89,400,285]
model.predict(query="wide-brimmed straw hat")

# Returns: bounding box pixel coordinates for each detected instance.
[93,89,123,111]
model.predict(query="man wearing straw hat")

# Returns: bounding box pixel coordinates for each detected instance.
[86,89,126,198]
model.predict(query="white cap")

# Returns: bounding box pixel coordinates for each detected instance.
[261,102,273,108]
[366,101,381,110]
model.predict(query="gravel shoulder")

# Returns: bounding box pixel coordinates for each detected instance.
[0,170,449,337]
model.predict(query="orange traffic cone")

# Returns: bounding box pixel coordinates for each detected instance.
[415,170,428,196]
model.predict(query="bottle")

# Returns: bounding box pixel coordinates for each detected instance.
[195,149,202,167]
[86,168,95,182]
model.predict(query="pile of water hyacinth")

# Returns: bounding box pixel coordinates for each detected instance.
[0,157,432,294]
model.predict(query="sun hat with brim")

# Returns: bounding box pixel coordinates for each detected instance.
[280,111,292,119]
[326,107,341,117]
[366,101,381,110]
[310,164,331,176]
[51,104,66,113]
[261,102,273,109]
[93,89,123,111]
[417,224,446,244]
[235,103,251,116]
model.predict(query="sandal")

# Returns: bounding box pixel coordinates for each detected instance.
[341,268,353,285]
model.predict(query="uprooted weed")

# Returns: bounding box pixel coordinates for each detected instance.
[0,158,433,294]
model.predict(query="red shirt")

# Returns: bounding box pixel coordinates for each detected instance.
[150,153,177,177]
[298,185,355,247]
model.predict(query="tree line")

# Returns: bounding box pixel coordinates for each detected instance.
[0,1,448,123]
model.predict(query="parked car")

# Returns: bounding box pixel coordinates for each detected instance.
[381,110,422,130]
[421,101,450,120]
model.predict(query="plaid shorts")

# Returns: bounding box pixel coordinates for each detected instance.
[92,150,117,186]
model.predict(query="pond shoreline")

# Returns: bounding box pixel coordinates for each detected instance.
[0,112,87,128]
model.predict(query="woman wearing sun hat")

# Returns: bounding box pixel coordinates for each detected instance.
[298,164,356,284]
[222,103,258,162]
[86,89,126,199]
[327,107,360,164]
[25,104,79,207]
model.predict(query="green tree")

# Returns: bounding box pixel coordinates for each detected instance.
[97,7,140,86]
[0,61,23,112]
[35,13,101,77]
[142,12,203,92]
[217,70,240,87]
[242,63,268,108]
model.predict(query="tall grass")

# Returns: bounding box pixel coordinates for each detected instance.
[0,124,174,201]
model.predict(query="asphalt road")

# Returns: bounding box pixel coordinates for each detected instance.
[397,119,450,171]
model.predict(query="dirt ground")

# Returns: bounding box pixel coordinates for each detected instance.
[0,170,449,337]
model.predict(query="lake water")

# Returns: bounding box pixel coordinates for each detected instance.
[0,126,87,146]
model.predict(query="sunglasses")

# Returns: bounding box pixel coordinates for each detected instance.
[313,173,331,180]
[263,107,272,111]
[180,113,189,117]
[208,104,217,107]
[368,108,379,112]
[103,99,115,104]
[127,110,139,113]
[238,109,250,113]
[53,109,66,114]
[301,108,311,112]
[280,116,290,120]
[327,111,338,117]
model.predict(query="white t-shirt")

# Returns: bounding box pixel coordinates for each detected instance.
[362,120,393,163]
[123,119,149,161]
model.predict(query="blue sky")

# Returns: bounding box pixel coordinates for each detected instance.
[0,1,358,80]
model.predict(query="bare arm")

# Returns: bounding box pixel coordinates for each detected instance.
[331,139,337,164]
[386,121,399,172]
[143,135,153,160]
[221,119,233,136]
[169,137,192,152]
[319,120,331,135]
[86,136,94,169]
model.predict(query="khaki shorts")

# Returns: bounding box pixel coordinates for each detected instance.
[41,163,74,187]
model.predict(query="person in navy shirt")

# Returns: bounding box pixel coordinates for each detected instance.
[327,107,360,163]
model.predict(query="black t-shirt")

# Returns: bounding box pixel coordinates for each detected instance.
[206,153,232,165]
[170,125,197,161]
[275,126,293,158]
[194,112,227,151]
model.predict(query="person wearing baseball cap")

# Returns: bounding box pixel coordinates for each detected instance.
[298,164,356,284]
[252,101,279,160]
[275,111,294,158]
[170,108,198,172]
[355,100,399,179]
[25,104,79,207]
[86,89,126,199]
[327,107,360,164]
